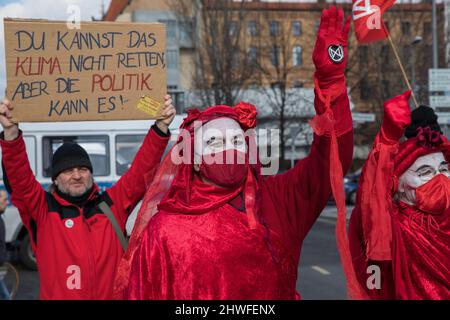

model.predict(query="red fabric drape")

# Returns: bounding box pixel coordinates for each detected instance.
[310,77,368,300]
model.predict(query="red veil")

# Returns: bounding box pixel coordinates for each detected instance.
[113,102,262,298]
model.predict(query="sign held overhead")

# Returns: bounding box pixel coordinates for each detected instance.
[4,18,167,122]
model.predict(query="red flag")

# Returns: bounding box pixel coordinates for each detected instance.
[352,0,395,44]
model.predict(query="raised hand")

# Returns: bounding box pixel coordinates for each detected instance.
[313,6,351,88]
[155,95,176,134]
[381,90,412,142]
[0,98,19,141]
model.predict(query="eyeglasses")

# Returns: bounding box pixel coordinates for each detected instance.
[407,163,450,181]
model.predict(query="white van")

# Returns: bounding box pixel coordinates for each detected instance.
[0,116,184,269]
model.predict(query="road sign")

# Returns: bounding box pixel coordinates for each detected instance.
[429,68,450,92]
[436,112,450,124]
[352,112,376,123]
[430,95,450,108]
[436,112,450,125]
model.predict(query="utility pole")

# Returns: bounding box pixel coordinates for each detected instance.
[432,0,439,68]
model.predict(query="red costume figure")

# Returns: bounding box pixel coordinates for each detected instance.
[114,7,355,300]
[349,91,450,299]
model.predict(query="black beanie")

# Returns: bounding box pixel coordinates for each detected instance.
[51,143,93,180]
[404,105,442,139]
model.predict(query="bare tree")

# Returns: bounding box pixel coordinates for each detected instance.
[255,13,313,169]
[168,0,257,107]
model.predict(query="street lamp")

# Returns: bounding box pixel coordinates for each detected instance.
[411,36,423,98]
[412,36,423,46]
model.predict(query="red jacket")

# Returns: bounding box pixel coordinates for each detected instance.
[0,126,169,300]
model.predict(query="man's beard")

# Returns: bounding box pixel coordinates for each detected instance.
[57,178,94,197]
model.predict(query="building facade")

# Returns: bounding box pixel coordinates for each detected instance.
[104,0,446,167]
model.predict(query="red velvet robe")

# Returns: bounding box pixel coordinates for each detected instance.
[349,167,450,299]
[124,91,353,300]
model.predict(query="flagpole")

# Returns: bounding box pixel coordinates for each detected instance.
[387,33,419,108]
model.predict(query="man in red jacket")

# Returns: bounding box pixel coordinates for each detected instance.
[114,7,355,299]
[0,95,175,300]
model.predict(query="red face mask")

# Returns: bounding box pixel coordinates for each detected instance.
[415,174,450,214]
[199,149,248,188]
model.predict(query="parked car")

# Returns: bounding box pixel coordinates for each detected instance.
[344,169,361,205]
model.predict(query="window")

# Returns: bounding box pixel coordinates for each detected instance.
[248,46,258,64]
[270,21,280,37]
[401,21,411,37]
[232,50,240,69]
[167,89,185,113]
[247,21,258,36]
[0,136,36,179]
[360,78,371,100]
[115,135,145,176]
[293,81,303,88]
[249,82,259,89]
[166,49,178,69]
[24,137,37,176]
[402,45,412,64]
[359,46,368,74]
[359,46,368,69]
[271,82,284,91]
[292,21,302,37]
[271,46,280,66]
[381,45,390,66]
[292,46,302,66]
[314,21,320,35]
[159,19,177,41]
[382,80,391,98]
[423,21,431,41]
[229,21,238,37]
[179,19,195,45]
[43,135,110,177]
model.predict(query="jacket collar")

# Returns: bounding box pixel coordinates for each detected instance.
[52,184,100,208]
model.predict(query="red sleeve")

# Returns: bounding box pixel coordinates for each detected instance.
[106,127,170,227]
[260,88,353,257]
[348,135,396,299]
[0,132,47,228]
[348,171,395,300]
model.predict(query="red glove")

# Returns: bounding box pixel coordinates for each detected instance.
[381,90,412,143]
[313,6,351,89]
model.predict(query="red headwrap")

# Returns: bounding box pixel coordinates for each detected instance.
[158,102,260,226]
[394,127,449,178]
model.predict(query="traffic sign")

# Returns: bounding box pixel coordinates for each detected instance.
[352,112,376,123]
[436,112,450,125]
[429,68,450,92]
[430,95,450,108]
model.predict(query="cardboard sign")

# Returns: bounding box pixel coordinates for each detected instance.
[4,18,166,122]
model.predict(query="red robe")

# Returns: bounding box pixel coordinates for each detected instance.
[124,91,353,300]
[349,147,450,300]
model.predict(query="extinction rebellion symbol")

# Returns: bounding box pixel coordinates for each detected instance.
[328,45,344,64]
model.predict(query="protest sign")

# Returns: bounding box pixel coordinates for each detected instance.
[4,18,166,122]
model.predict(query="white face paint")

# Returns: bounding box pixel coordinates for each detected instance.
[397,152,450,205]
[193,118,246,164]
